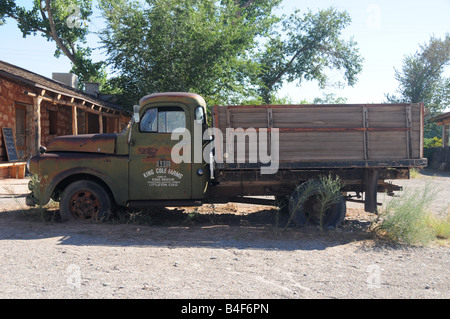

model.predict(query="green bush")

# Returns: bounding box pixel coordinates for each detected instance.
[374,184,449,245]
[423,137,442,148]
[287,175,344,229]
[426,213,450,240]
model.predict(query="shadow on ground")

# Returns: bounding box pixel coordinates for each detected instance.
[0,204,376,251]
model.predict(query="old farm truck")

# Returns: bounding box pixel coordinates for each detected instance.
[26,92,427,227]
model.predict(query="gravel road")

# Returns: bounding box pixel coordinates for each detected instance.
[0,171,448,300]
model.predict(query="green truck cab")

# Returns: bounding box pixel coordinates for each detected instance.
[26,92,210,221]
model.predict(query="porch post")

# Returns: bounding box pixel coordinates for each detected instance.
[31,96,42,156]
[72,106,78,135]
[443,124,449,147]
[99,114,103,133]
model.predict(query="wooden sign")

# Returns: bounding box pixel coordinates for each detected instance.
[1,127,19,162]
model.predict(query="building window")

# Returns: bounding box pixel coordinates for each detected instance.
[49,110,58,135]
[87,113,99,133]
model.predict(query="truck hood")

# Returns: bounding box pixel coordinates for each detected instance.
[46,134,117,154]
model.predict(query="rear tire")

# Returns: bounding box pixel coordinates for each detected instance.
[60,180,112,222]
[289,180,346,228]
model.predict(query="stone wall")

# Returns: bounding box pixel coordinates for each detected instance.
[0,79,33,157]
[40,101,74,146]
[0,78,34,176]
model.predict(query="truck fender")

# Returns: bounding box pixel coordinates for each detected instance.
[44,168,116,206]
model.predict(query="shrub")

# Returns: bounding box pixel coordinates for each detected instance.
[287,175,344,229]
[423,137,442,148]
[374,183,448,245]
[426,212,450,240]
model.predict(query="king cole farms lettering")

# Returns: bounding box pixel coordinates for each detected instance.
[143,167,183,187]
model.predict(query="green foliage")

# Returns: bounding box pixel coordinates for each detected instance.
[386,34,450,138]
[424,137,443,149]
[99,1,362,108]
[3,1,363,109]
[255,7,363,104]
[313,93,348,104]
[374,184,449,245]
[423,137,443,160]
[0,0,106,86]
[287,175,343,229]
[426,213,450,241]
[99,0,282,108]
[314,175,344,229]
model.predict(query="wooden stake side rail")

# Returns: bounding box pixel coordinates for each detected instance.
[212,103,424,166]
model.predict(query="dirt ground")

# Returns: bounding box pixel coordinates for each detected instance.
[0,170,449,300]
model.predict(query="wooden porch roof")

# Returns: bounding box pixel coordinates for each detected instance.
[0,60,128,116]
[433,111,450,125]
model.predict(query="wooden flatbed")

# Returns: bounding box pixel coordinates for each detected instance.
[210,103,427,213]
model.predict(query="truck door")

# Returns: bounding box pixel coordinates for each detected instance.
[129,104,192,200]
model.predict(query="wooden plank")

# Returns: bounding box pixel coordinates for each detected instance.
[0,161,27,167]
[271,106,363,114]
[226,106,231,128]
[279,142,364,150]
[366,121,406,128]
[363,106,369,160]
[406,106,412,159]
[280,153,364,161]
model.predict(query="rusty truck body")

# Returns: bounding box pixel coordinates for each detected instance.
[26,92,427,228]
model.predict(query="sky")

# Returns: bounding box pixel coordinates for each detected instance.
[0,0,449,104]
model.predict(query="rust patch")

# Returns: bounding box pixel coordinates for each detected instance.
[46,134,116,154]
[137,147,158,157]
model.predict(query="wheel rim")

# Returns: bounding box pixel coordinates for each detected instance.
[69,190,101,220]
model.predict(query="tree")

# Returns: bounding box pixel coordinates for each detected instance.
[0,0,106,88]
[99,0,281,108]
[313,92,348,104]
[386,34,450,138]
[255,8,363,104]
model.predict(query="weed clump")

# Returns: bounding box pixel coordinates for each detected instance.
[374,184,450,245]
[287,175,344,229]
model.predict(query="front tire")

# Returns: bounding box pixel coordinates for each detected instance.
[60,180,112,222]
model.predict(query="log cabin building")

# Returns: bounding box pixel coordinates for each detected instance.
[0,60,130,178]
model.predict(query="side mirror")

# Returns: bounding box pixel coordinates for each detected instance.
[133,105,140,123]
